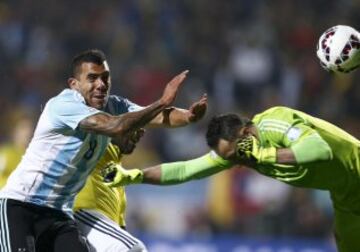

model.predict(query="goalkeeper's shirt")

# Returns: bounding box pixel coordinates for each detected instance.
[250,106,360,212]
[74,143,127,227]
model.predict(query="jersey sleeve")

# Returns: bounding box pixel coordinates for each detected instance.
[255,107,333,164]
[48,92,103,130]
[160,151,233,185]
[106,95,144,115]
[286,124,333,164]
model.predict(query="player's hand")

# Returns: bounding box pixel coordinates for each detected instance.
[113,128,145,154]
[236,135,277,164]
[130,128,145,143]
[188,94,207,123]
[160,70,189,106]
[102,161,144,187]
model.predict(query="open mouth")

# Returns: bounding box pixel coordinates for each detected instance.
[93,94,106,100]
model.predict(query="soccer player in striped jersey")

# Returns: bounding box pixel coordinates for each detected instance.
[0,49,207,252]
[105,106,360,252]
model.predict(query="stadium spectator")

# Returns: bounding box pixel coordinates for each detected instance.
[0,116,33,188]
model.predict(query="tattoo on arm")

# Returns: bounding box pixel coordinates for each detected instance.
[79,112,116,135]
[79,100,166,137]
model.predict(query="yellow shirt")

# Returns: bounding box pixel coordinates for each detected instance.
[74,144,127,227]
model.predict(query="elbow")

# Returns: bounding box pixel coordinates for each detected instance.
[319,145,333,161]
[107,116,131,137]
[292,141,333,164]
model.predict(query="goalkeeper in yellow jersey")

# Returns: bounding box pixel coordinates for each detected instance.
[104,106,360,252]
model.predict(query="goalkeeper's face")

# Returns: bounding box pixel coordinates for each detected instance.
[214,126,257,162]
[215,138,238,161]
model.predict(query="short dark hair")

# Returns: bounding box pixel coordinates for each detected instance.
[206,113,252,148]
[70,49,107,78]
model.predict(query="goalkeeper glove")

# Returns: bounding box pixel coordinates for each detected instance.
[102,161,144,187]
[236,135,277,164]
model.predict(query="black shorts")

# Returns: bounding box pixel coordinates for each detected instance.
[0,198,89,252]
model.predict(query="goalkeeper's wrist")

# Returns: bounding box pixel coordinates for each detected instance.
[209,151,232,167]
[129,168,144,184]
[258,147,277,164]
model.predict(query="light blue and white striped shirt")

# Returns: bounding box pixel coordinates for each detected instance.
[0,89,142,215]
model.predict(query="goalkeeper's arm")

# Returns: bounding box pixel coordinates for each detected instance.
[103,151,233,187]
[144,151,232,185]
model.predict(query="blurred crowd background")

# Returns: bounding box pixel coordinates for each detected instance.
[0,0,359,248]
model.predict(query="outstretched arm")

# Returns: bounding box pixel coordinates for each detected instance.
[149,94,208,128]
[102,151,233,187]
[144,151,232,185]
[79,70,188,137]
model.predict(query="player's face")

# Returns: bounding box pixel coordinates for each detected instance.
[72,62,111,109]
[214,126,254,161]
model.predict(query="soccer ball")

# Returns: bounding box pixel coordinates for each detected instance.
[316,25,360,73]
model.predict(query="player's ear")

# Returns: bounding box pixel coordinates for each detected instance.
[242,127,250,134]
[242,125,259,139]
[68,77,78,89]
[238,126,249,137]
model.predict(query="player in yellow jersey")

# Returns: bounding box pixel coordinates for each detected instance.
[74,89,208,252]
[104,106,360,252]
[74,140,146,251]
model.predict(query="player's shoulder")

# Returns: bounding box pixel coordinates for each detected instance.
[254,106,290,118]
[253,106,298,126]
[107,94,128,105]
[48,89,85,107]
[106,95,129,115]
[106,95,142,114]
[264,106,294,114]
[45,89,97,121]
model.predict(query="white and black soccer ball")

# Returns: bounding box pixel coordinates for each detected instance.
[317,25,360,73]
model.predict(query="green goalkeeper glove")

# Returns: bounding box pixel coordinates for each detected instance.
[236,135,277,164]
[102,161,144,187]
